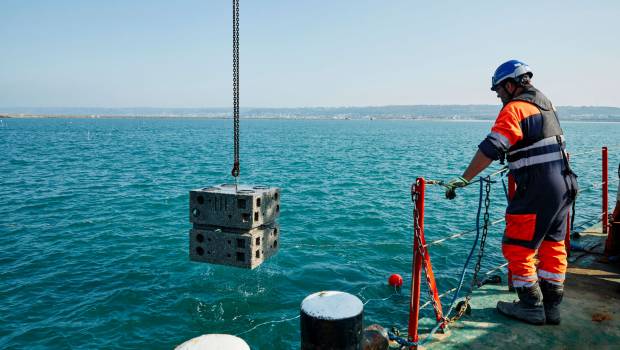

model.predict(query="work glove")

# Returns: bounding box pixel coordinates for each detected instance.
[445,176,469,200]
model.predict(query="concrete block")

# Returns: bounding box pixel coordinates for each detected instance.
[189,223,280,269]
[190,184,280,229]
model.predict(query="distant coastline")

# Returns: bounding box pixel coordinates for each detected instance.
[2,105,620,122]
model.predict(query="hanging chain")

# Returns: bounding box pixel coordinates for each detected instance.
[411,183,446,326]
[231,0,240,179]
[471,177,492,289]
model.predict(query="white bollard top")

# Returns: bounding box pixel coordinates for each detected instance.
[301,291,363,320]
[175,334,250,350]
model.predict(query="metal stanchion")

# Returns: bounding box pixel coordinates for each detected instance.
[603,147,609,234]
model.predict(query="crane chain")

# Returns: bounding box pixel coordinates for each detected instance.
[231,0,240,178]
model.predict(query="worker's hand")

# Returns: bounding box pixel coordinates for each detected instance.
[445,176,469,200]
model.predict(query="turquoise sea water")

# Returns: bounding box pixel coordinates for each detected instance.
[1,118,618,349]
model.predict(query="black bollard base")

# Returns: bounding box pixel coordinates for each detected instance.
[300,291,363,350]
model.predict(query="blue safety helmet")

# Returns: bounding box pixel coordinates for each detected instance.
[491,60,533,91]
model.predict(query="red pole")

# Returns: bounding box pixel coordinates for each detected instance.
[603,147,608,234]
[565,153,571,257]
[409,178,425,347]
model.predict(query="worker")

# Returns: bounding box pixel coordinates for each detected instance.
[445,60,578,325]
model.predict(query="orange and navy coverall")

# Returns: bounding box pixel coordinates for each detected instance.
[478,86,578,288]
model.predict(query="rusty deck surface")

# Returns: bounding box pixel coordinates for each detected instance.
[411,222,620,349]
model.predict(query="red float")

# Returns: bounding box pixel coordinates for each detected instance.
[388,274,403,287]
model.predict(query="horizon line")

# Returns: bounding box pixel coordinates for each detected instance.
[2,104,620,109]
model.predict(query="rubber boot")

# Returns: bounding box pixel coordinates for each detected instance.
[496,282,545,325]
[540,280,563,325]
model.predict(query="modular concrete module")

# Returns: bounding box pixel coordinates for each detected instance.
[188,184,280,269]
[190,184,280,230]
[189,223,279,269]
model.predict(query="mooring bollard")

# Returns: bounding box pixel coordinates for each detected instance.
[175,334,250,350]
[300,291,364,350]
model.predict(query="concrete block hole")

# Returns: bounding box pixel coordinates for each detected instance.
[236,238,245,248]
[237,198,246,209]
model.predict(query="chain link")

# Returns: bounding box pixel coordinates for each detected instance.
[446,298,471,323]
[231,0,240,178]
[471,177,492,290]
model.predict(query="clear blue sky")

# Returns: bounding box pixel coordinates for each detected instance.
[1,0,619,108]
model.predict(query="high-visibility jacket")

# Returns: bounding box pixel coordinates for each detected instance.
[479,86,564,175]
